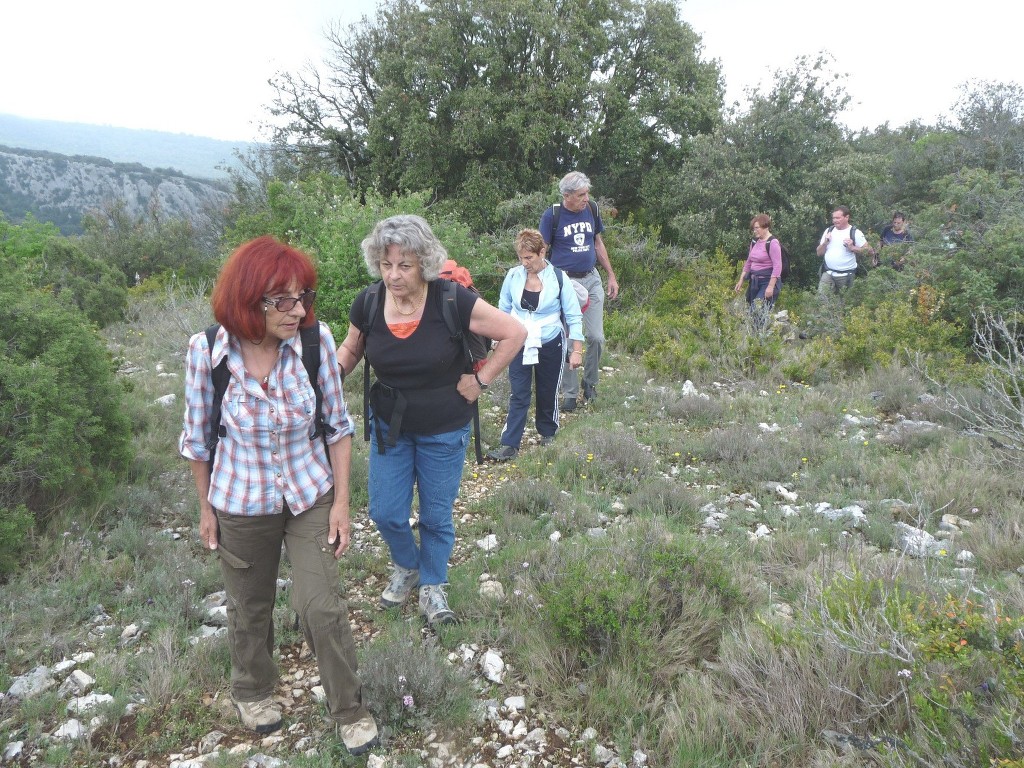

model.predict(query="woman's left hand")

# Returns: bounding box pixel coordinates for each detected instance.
[328,499,351,558]
[457,372,482,403]
[765,285,775,300]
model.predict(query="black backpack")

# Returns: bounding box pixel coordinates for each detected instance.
[205,323,334,469]
[750,236,791,280]
[547,200,600,244]
[359,279,488,464]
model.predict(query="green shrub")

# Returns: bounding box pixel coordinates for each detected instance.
[0,504,32,576]
[838,296,968,377]
[0,286,132,545]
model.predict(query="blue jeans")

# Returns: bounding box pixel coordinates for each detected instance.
[500,334,563,448]
[368,415,470,586]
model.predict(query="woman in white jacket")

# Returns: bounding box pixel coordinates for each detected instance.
[487,229,584,461]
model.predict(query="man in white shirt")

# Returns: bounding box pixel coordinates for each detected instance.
[816,206,874,294]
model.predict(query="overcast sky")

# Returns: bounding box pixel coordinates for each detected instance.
[3,0,1019,142]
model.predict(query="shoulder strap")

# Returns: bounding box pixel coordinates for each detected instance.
[439,280,484,464]
[439,280,469,361]
[299,323,335,451]
[548,203,561,244]
[554,266,566,327]
[205,324,229,468]
[588,199,599,222]
[362,282,384,443]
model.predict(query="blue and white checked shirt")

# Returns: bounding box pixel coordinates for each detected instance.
[178,322,355,516]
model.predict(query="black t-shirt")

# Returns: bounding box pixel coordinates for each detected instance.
[350,280,478,435]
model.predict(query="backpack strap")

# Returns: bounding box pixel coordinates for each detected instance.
[548,199,600,244]
[548,203,561,245]
[205,323,334,469]
[439,280,484,465]
[299,323,336,459]
[361,281,384,444]
[553,265,567,328]
[205,325,229,469]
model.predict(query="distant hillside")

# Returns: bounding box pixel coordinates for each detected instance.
[0,145,234,235]
[0,114,252,180]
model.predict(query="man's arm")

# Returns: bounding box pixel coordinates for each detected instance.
[594,234,619,300]
[815,231,829,257]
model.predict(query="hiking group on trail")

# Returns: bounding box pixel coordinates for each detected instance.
[179,168,911,754]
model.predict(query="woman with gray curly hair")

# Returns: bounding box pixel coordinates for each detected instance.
[339,215,525,626]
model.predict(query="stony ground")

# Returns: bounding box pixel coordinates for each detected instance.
[144,405,635,767]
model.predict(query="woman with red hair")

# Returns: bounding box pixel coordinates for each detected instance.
[179,236,378,756]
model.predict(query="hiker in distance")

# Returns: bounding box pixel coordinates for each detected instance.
[540,171,619,412]
[879,210,914,271]
[338,215,525,626]
[734,213,783,316]
[816,205,876,295]
[487,228,584,462]
[178,237,379,756]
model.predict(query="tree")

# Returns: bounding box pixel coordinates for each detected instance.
[0,215,128,327]
[652,55,884,286]
[79,199,219,285]
[268,0,722,231]
[948,80,1024,175]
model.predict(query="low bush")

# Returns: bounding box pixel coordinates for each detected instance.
[0,286,132,572]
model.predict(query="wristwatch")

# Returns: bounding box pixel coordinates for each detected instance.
[474,373,488,390]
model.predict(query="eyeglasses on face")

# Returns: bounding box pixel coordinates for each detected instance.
[262,289,316,312]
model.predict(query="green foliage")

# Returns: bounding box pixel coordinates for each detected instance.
[835,294,966,375]
[79,199,219,285]
[0,504,32,576]
[0,283,132,543]
[359,622,477,734]
[225,175,499,329]
[654,54,884,288]
[1,214,129,327]
[270,0,721,230]
[533,527,748,667]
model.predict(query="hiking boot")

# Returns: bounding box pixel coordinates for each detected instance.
[583,384,597,401]
[561,397,577,412]
[380,565,419,608]
[419,584,456,626]
[233,696,283,734]
[486,445,519,461]
[338,713,380,756]
[539,434,555,447]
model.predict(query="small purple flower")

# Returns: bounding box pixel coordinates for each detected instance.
[403,694,415,708]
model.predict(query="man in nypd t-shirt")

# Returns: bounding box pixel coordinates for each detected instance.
[540,171,619,411]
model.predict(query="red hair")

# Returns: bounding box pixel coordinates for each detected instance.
[211,236,318,341]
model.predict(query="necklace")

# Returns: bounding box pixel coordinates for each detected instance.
[391,285,427,316]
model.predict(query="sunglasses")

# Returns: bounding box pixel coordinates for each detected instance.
[262,289,316,312]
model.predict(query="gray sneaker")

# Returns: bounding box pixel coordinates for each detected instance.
[233,696,283,734]
[381,565,419,608]
[419,584,456,626]
[486,444,519,461]
[539,434,555,446]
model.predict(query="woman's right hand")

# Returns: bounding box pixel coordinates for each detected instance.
[199,505,219,550]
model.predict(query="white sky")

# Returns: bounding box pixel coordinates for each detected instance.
[2,0,1020,142]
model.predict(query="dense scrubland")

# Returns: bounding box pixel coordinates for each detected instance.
[2,0,1024,764]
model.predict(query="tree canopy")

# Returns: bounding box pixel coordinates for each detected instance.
[269,0,722,230]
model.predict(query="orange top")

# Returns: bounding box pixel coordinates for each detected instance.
[387,320,419,339]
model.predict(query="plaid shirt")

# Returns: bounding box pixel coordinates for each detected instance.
[178,322,355,516]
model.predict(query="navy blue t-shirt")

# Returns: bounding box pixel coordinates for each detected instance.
[539,203,604,273]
